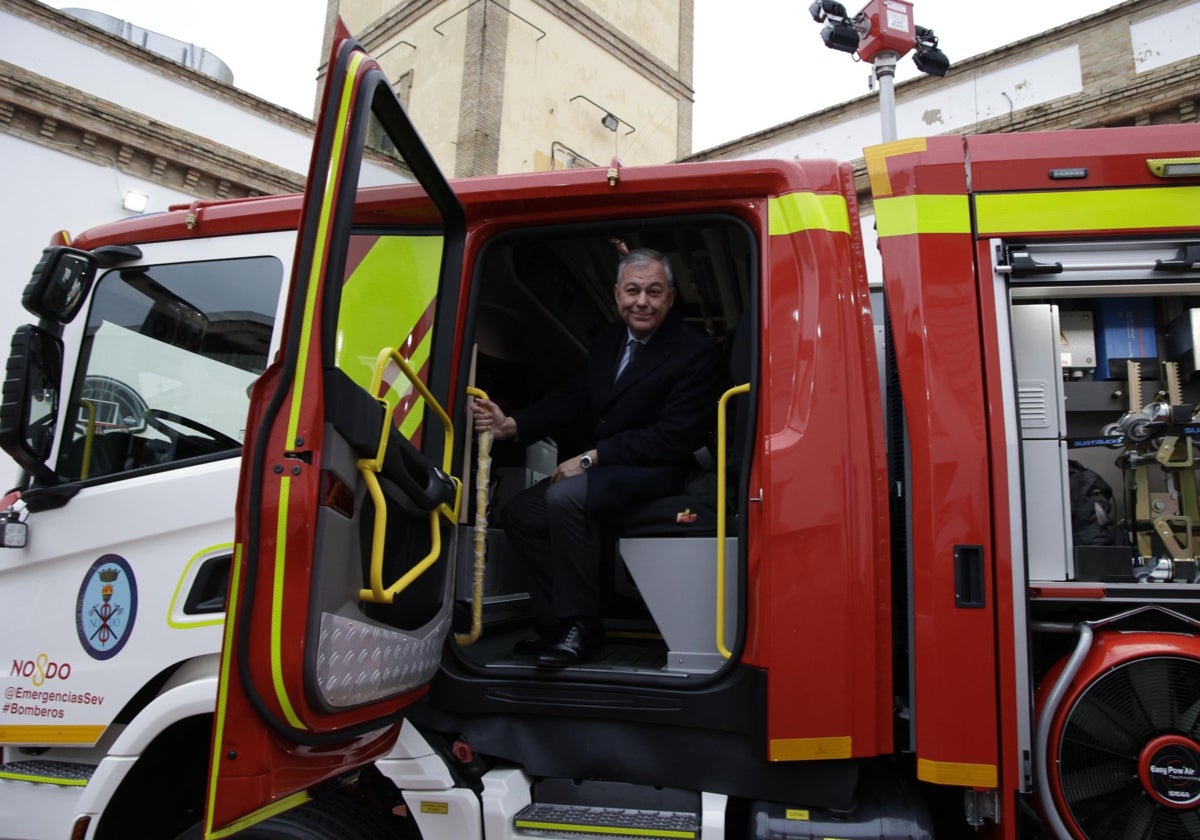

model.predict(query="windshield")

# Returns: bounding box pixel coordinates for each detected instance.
[57,256,283,481]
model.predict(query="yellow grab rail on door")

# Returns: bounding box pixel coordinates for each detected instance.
[716,382,750,659]
[358,347,462,605]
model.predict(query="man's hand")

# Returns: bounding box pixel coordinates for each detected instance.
[471,397,517,440]
[552,449,598,483]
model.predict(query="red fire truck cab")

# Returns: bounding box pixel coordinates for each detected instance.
[1,27,1198,840]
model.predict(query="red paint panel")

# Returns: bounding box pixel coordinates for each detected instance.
[756,165,892,758]
[880,138,1002,777]
[966,125,1200,192]
[887,224,1001,772]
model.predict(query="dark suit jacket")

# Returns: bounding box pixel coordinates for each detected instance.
[513,308,721,518]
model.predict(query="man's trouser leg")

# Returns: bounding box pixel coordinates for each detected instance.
[504,474,601,623]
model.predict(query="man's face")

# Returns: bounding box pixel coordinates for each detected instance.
[614,260,675,340]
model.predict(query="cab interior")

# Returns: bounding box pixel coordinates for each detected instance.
[448,215,756,679]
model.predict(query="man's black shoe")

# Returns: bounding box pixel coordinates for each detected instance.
[536,618,604,668]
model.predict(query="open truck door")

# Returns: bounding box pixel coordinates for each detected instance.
[204,25,465,837]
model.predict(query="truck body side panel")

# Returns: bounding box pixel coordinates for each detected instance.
[757,162,892,761]
[868,137,1002,787]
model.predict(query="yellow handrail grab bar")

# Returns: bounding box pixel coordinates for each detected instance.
[79,400,96,480]
[716,382,751,659]
[357,396,440,603]
[357,346,462,604]
[456,386,491,645]
[358,482,443,602]
[368,347,461,514]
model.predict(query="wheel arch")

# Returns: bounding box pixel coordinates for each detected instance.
[79,657,219,838]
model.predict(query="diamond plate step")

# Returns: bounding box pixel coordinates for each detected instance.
[0,760,96,786]
[514,802,699,839]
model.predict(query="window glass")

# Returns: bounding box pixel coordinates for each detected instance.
[336,233,443,444]
[58,256,283,481]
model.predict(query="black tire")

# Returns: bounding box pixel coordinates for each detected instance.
[174,792,404,840]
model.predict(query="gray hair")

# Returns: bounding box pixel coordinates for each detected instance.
[616,247,674,289]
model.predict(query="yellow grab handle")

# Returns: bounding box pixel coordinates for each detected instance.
[716,382,751,659]
[358,347,462,605]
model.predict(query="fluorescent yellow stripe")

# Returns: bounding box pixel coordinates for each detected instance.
[286,50,366,444]
[917,757,997,788]
[0,769,88,786]
[864,138,928,198]
[205,543,244,837]
[768,193,851,237]
[874,194,971,238]
[768,735,852,761]
[207,789,313,839]
[271,477,305,729]
[0,725,104,745]
[976,186,1200,235]
[514,821,694,839]
[166,543,234,629]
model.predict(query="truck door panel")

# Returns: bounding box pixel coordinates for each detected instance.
[205,28,465,836]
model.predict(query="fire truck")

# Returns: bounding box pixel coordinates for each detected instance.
[1,28,1199,840]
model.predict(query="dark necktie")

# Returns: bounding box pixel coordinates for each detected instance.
[616,339,642,380]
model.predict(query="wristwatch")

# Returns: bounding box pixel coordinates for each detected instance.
[579,453,593,470]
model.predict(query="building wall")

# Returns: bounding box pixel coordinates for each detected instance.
[498,0,683,172]
[339,0,693,175]
[0,0,316,489]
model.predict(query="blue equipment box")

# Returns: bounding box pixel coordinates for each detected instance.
[1094,298,1157,380]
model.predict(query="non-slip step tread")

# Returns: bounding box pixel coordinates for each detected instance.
[0,760,96,785]
[515,802,699,839]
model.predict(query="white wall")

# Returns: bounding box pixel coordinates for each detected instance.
[0,9,314,172]
[1132,2,1200,73]
[0,8,317,489]
[739,47,1084,163]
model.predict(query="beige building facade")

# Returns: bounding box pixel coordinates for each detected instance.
[330,0,695,176]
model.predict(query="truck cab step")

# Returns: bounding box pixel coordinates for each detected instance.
[513,802,699,839]
[0,760,96,786]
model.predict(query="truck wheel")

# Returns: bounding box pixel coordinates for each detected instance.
[174,792,404,840]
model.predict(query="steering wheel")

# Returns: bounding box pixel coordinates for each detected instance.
[142,409,241,450]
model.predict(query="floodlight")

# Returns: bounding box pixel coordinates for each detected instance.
[820,21,861,53]
[809,0,849,22]
[913,25,949,77]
